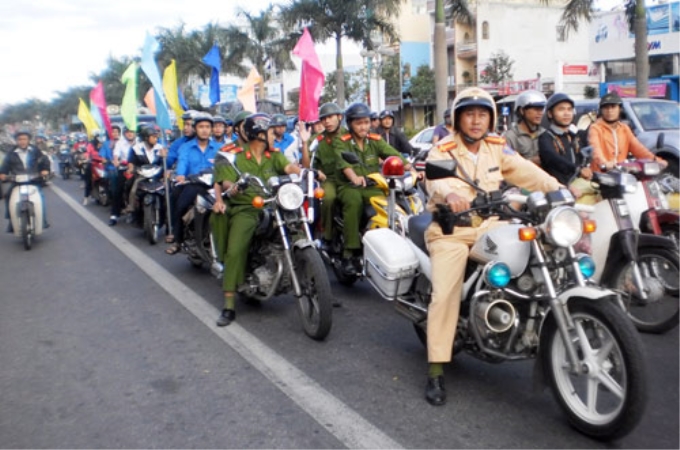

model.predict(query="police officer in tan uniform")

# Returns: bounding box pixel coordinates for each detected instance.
[423,87,561,406]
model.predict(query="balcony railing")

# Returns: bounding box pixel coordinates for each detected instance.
[456,42,477,58]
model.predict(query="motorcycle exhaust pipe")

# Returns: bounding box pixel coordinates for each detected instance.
[475,299,516,333]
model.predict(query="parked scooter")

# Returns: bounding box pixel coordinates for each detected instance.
[7,173,46,250]
[361,159,647,440]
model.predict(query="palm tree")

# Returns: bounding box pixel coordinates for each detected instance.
[279,0,403,108]
[434,0,475,120]
[543,0,647,97]
[222,6,297,100]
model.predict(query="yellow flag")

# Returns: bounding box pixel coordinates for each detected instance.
[77,98,100,138]
[163,59,183,128]
[237,67,262,113]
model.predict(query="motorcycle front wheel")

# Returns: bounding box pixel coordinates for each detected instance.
[143,202,159,245]
[542,298,647,440]
[611,247,679,333]
[294,247,333,340]
[20,210,32,251]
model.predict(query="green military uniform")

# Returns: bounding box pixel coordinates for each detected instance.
[212,143,290,292]
[312,126,346,241]
[333,132,407,251]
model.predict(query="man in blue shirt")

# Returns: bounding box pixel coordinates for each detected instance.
[166,111,196,168]
[270,114,295,156]
[166,113,220,254]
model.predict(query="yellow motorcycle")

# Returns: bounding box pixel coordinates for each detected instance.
[319,155,425,286]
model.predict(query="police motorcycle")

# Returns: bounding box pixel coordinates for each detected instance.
[361,159,647,440]
[7,173,47,250]
[219,151,333,340]
[318,152,425,286]
[578,164,679,334]
[135,164,166,245]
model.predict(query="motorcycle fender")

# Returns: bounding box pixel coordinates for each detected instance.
[602,229,639,279]
[143,194,155,206]
[637,232,676,249]
[655,209,679,226]
[293,239,316,251]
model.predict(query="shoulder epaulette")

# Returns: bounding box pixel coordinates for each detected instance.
[271,147,281,152]
[367,133,382,141]
[221,143,242,153]
[316,134,325,142]
[484,135,506,146]
[438,141,458,152]
[340,133,352,142]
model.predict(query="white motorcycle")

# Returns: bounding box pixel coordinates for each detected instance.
[8,173,46,250]
[361,159,647,440]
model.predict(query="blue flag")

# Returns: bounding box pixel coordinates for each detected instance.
[178,87,189,111]
[140,32,171,131]
[202,44,221,105]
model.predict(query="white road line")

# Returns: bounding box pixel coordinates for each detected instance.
[51,184,403,450]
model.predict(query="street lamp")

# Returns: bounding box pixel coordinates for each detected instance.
[360,46,396,113]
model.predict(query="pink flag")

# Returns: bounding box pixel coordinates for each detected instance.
[293,28,325,122]
[90,81,113,138]
[144,88,157,114]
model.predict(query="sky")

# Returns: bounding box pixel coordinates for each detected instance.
[0,0,636,106]
[0,0,283,105]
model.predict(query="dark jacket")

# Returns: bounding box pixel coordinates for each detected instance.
[538,126,585,186]
[376,126,415,156]
[0,146,50,176]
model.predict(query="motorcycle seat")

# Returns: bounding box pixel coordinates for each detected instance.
[408,212,432,256]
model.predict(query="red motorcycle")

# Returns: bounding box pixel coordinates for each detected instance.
[90,153,111,207]
[619,159,679,248]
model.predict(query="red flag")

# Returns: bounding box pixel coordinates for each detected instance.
[293,28,325,122]
[90,81,113,138]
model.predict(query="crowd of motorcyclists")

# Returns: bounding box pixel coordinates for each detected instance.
[1,85,677,420]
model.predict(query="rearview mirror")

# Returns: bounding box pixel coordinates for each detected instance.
[216,151,237,167]
[425,160,458,181]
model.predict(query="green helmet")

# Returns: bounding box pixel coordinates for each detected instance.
[318,102,343,120]
[234,110,253,126]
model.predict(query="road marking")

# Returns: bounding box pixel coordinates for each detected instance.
[52,184,403,450]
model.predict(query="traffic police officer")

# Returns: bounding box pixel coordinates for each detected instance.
[332,102,413,274]
[423,87,561,406]
[212,113,301,327]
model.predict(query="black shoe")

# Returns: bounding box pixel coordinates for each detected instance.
[425,376,446,406]
[342,257,356,275]
[108,217,118,226]
[216,309,236,327]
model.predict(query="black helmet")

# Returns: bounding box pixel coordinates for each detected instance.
[270,114,287,128]
[139,124,159,141]
[443,108,451,118]
[546,92,574,112]
[600,92,623,108]
[379,109,394,120]
[370,112,379,121]
[192,113,214,128]
[225,118,234,126]
[243,113,271,142]
[181,111,195,121]
[234,110,252,127]
[318,102,343,119]
[345,102,372,123]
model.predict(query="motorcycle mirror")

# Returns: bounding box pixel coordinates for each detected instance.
[216,151,237,168]
[656,132,665,150]
[425,159,458,180]
[341,151,360,165]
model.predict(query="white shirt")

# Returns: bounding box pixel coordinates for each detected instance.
[113,138,135,162]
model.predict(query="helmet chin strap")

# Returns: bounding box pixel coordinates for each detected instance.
[521,116,541,133]
[461,131,488,144]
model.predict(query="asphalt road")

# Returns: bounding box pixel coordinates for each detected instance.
[0,177,678,449]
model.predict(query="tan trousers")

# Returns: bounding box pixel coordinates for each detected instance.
[425,218,504,362]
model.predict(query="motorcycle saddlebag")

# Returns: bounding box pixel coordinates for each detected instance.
[362,228,419,300]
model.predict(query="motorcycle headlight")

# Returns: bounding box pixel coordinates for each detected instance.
[276,183,304,210]
[642,161,661,177]
[576,254,596,279]
[543,206,583,247]
[622,173,638,194]
[402,173,415,191]
[484,262,511,288]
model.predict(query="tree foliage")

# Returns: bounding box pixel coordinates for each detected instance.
[320,69,365,105]
[480,50,514,85]
[408,64,436,105]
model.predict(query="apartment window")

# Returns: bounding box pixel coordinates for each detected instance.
[412,0,426,15]
[482,21,489,40]
[556,25,566,42]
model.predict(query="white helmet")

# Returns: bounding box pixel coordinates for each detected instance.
[514,90,547,116]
